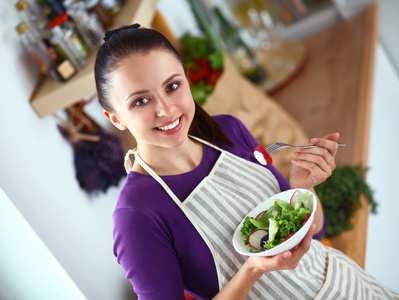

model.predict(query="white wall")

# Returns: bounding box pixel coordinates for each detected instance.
[0,1,134,299]
[0,187,86,300]
[378,0,399,74]
[365,43,399,294]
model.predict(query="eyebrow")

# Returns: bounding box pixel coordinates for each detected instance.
[125,73,182,102]
[162,73,181,86]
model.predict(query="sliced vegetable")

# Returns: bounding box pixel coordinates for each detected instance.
[241,191,313,252]
[255,211,266,219]
[248,229,268,251]
[253,146,273,165]
[290,190,300,206]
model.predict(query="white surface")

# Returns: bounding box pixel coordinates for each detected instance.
[0,187,86,300]
[378,0,399,74]
[365,43,399,294]
[0,1,134,299]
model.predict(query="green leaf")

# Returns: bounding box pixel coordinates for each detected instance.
[314,165,377,236]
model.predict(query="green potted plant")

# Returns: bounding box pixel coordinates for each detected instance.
[314,165,378,238]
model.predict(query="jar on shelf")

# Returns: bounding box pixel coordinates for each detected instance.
[15,22,77,82]
[63,0,105,50]
[85,0,112,29]
[48,13,88,69]
[46,42,78,81]
[50,25,87,70]
[15,0,51,40]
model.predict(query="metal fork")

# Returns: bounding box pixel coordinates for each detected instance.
[265,142,347,154]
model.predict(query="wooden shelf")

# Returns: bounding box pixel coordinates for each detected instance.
[30,0,159,118]
[269,3,378,268]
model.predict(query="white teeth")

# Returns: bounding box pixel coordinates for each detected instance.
[158,118,180,131]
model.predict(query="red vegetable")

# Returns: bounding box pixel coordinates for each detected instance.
[249,229,268,251]
[206,69,222,86]
[254,146,273,165]
[255,210,266,220]
[187,58,211,83]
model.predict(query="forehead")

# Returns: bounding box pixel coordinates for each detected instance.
[113,50,183,83]
[109,50,185,100]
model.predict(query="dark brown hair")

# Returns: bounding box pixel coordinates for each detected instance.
[94,26,233,147]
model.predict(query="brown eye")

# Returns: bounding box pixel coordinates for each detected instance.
[166,82,179,92]
[134,97,150,107]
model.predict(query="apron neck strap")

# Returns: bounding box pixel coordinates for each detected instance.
[122,136,225,205]
[123,136,224,173]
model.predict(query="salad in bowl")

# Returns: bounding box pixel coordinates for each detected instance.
[232,189,317,256]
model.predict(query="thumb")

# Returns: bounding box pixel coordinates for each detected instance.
[273,251,292,268]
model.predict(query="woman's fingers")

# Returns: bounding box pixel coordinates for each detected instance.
[254,224,316,272]
[294,149,335,175]
[313,132,340,157]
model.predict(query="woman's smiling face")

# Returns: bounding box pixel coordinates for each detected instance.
[105,49,195,152]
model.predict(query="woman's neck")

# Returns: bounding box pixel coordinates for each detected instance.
[132,137,204,176]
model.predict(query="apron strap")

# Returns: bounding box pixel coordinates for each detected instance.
[122,136,225,206]
[123,136,222,174]
[124,149,136,174]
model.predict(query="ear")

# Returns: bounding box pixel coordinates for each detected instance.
[103,110,127,131]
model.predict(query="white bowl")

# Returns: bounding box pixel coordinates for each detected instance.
[232,188,317,256]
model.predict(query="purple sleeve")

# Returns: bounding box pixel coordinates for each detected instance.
[312,210,327,240]
[113,208,186,300]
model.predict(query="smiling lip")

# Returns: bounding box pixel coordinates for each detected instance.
[155,116,183,134]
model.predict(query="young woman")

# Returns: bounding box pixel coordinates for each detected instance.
[95,24,398,300]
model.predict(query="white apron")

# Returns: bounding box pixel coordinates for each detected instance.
[125,137,399,299]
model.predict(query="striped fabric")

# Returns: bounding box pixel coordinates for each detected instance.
[130,138,399,299]
[316,247,399,300]
[184,151,327,298]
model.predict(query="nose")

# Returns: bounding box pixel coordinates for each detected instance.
[155,95,174,117]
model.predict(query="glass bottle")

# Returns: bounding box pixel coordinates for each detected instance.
[46,42,78,81]
[15,22,77,82]
[213,6,266,84]
[48,13,89,65]
[63,0,105,50]
[101,0,121,17]
[15,0,51,40]
[50,25,87,70]
[85,0,112,29]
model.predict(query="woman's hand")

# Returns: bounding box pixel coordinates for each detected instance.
[289,133,340,190]
[246,223,315,274]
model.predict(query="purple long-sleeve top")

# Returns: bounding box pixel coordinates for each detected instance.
[113,114,326,299]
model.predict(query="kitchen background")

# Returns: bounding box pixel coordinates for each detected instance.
[1,0,398,299]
